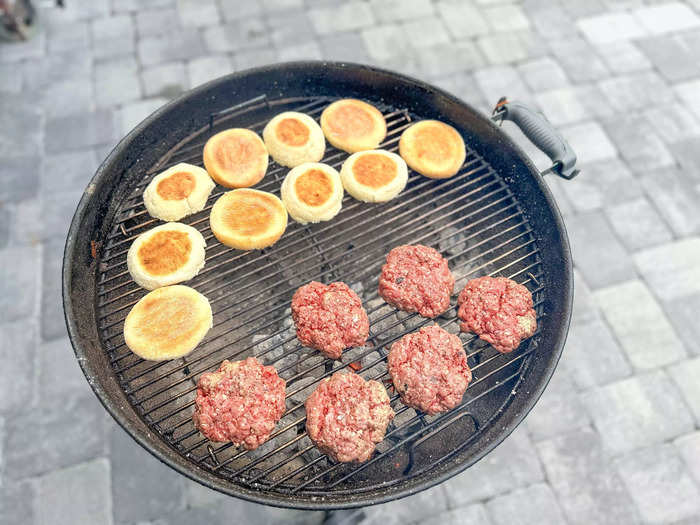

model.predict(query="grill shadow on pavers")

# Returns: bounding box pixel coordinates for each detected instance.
[63,62,576,509]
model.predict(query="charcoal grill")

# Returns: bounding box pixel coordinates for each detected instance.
[63,62,577,509]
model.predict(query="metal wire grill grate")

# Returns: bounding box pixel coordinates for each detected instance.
[95,95,546,498]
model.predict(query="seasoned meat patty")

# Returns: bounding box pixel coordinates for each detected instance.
[305,371,394,463]
[378,244,454,318]
[457,276,537,353]
[388,325,471,415]
[291,281,369,359]
[193,357,286,449]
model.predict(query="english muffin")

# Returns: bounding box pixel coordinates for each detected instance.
[123,285,213,361]
[203,128,268,188]
[280,162,343,224]
[399,120,466,179]
[262,111,326,168]
[143,163,215,222]
[320,99,387,153]
[209,188,288,250]
[127,222,207,290]
[340,149,408,203]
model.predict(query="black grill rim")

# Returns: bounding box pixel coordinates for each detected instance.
[63,60,573,510]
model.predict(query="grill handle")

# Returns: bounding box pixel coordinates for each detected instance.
[492,98,579,180]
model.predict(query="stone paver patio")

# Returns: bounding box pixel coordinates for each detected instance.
[2,0,700,523]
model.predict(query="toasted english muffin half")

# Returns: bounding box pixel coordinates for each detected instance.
[203,128,268,188]
[209,188,288,250]
[262,111,326,168]
[143,163,215,222]
[124,285,213,361]
[340,150,408,203]
[127,222,207,291]
[320,99,387,153]
[399,120,466,179]
[281,162,344,224]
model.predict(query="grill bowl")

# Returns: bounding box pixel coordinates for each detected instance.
[63,61,572,509]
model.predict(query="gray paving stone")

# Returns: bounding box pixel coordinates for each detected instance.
[202,18,269,53]
[369,0,433,22]
[0,319,37,413]
[633,2,700,34]
[528,5,577,41]
[135,7,180,37]
[485,483,566,525]
[571,268,599,326]
[474,66,532,107]
[517,57,569,91]
[43,0,110,21]
[561,120,617,165]
[482,4,531,32]
[525,368,590,441]
[560,318,632,390]
[565,211,636,289]
[47,21,90,54]
[176,0,221,27]
[112,0,174,12]
[139,27,206,66]
[668,357,700,425]
[41,189,82,243]
[116,98,169,137]
[548,36,610,83]
[0,244,40,324]
[7,197,41,247]
[676,78,700,121]
[0,93,42,158]
[614,443,700,524]
[437,1,490,39]
[560,159,642,212]
[35,458,112,525]
[643,104,700,145]
[675,431,700,487]
[576,12,647,44]
[431,72,488,112]
[187,55,233,88]
[4,392,109,479]
[0,63,22,92]
[0,155,40,202]
[534,87,587,126]
[141,62,187,98]
[0,31,45,62]
[91,15,136,60]
[637,34,700,82]
[42,149,98,194]
[233,47,278,70]
[536,426,642,525]
[0,479,36,525]
[442,427,544,506]
[45,110,115,153]
[602,113,674,172]
[110,424,185,523]
[38,337,93,400]
[361,484,449,525]
[670,137,700,179]
[662,293,700,356]
[595,40,651,73]
[309,1,376,34]
[403,17,451,48]
[477,31,546,64]
[262,0,304,10]
[594,280,687,370]
[217,0,262,22]
[95,56,142,107]
[43,78,95,118]
[0,205,9,249]
[416,41,486,78]
[277,41,323,61]
[23,49,93,88]
[40,240,67,341]
[582,370,694,455]
[640,166,700,237]
[362,24,412,62]
[320,31,370,62]
[267,9,316,46]
[605,198,673,252]
[598,71,674,112]
[418,504,492,525]
[634,237,700,302]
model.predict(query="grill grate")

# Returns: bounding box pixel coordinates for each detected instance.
[95,94,546,499]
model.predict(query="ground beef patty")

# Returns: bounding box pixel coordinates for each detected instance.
[291,281,369,359]
[193,357,286,449]
[388,325,471,415]
[305,371,394,463]
[457,276,537,353]
[378,244,454,318]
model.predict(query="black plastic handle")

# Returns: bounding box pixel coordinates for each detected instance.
[494,99,579,179]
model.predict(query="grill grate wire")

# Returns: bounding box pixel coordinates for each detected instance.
[95,94,546,498]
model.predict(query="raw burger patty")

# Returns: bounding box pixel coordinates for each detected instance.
[305,371,394,463]
[193,357,286,449]
[291,281,369,359]
[378,244,454,318]
[388,324,471,415]
[457,276,537,353]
